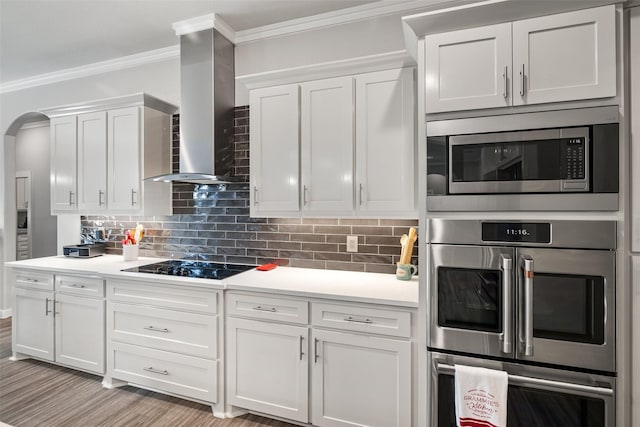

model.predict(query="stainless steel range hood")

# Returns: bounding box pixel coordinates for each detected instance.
[147,25,241,184]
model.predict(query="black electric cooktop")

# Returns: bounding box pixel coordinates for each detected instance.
[122,260,255,280]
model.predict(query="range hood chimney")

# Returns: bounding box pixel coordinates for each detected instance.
[148,17,240,184]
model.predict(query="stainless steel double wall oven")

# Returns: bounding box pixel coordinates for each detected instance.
[428,219,616,426]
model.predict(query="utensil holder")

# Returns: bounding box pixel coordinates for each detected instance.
[123,244,139,261]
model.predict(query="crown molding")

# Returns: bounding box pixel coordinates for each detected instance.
[0,45,179,95]
[237,50,416,90]
[40,92,177,117]
[172,13,236,42]
[234,0,452,44]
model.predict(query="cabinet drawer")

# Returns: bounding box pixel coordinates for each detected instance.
[14,270,53,291]
[108,302,217,358]
[110,341,217,403]
[16,252,30,260]
[17,234,29,242]
[107,279,218,314]
[56,275,105,297]
[311,302,411,338]
[17,240,29,250]
[226,293,308,324]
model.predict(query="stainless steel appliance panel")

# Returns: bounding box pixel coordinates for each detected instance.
[515,247,615,372]
[429,351,615,427]
[429,219,617,250]
[430,244,515,358]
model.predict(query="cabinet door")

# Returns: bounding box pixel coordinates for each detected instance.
[425,23,512,113]
[55,293,105,374]
[512,5,616,106]
[107,107,141,212]
[226,317,309,423]
[13,288,54,361]
[250,85,300,216]
[311,329,411,427]
[77,112,107,212]
[301,77,354,215]
[50,116,78,212]
[355,68,416,216]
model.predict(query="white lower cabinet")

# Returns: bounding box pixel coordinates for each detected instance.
[311,329,411,427]
[110,341,218,403]
[12,269,105,374]
[106,279,221,407]
[226,317,309,422]
[13,287,54,361]
[226,292,414,426]
[54,292,105,373]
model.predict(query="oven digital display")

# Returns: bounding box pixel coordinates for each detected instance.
[482,222,551,243]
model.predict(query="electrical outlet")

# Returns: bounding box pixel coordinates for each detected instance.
[346,235,358,253]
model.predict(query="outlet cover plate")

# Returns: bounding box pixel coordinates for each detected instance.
[346,235,358,252]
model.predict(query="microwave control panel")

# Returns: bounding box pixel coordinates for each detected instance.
[562,138,585,180]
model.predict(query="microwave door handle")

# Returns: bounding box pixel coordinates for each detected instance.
[434,361,613,397]
[500,254,513,354]
[520,256,534,356]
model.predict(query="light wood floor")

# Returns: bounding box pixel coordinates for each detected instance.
[0,318,296,427]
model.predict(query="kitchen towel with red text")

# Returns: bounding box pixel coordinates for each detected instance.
[455,364,508,427]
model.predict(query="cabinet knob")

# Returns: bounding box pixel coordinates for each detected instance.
[131,189,137,206]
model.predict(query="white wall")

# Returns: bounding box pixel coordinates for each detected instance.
[234,12,408,104]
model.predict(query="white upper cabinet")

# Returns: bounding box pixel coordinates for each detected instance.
[77,112,107,212]
[249,67,416,218]
[301,77,354,215]
[250,84,301,217]
[425,23,512,112]
[107,107,141,212]
[425,5,616,113]
[50,116,78,212]
[512,6,616,105]
[46,94,175,215]
[355,68,416,216]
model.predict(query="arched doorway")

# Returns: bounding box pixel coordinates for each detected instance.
[1,112,58,317]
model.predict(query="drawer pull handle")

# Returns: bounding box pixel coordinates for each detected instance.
[143,367,168,376]
[70,284,86,288]
[144,326,169,333]
[253,305,277,313]
[314,338,320,364]
[344,316,373,324]
[26,278,39,283]
[45,298,51,316]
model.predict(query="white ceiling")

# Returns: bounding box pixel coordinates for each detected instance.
[0,0,385,85]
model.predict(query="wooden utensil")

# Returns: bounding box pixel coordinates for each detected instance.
[399,227,417,265]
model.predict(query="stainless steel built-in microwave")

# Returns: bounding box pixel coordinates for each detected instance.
[426,106,619,211]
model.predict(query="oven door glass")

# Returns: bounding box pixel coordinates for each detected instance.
[516,248,615,372]
[437,373,608,427]
[430,245,514,358]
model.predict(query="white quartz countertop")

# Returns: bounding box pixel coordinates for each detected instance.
[6,255,418,308]
[5,254,161,275]
[224,266,418,308]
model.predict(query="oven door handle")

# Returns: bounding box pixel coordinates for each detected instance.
[435,361,613,397]
[520,255,534,357]
[500,254,513,354]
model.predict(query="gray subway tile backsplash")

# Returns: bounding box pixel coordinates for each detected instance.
[82,106,418,274]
